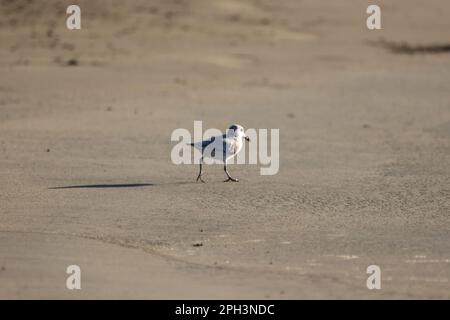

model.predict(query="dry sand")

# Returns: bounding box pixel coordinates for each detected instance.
[0,0,449,298]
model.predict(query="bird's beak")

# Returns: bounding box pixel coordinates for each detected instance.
[245,136,250,142]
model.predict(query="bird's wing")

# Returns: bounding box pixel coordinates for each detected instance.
[191,135,225,152]
[200,136,217,150]
[191,135,239,161]
[190,136,212,149]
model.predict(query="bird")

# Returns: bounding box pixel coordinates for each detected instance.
[190,124,250,182]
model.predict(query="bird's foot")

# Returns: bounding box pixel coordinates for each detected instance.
[224,177,239,182]
[196,175,206,183]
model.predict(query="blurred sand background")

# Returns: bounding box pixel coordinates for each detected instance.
[0,0,449,298]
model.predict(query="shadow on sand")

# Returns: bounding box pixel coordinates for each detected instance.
[48,181,198,189]
[49,183,154,189]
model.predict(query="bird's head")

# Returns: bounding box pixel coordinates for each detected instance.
[226,124,250,141]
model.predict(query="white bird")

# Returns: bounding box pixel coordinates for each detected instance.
[190,124,250,182]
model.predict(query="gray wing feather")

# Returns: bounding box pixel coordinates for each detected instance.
[192,134,227,151]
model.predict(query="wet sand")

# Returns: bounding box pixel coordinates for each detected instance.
[1,0,450,298]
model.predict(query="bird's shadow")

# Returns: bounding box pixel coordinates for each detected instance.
[48,181,197,190]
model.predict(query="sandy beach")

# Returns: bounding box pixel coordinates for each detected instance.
[1,0,449,298]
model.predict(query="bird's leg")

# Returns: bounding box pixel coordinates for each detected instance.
[196,156,205,183]
[224,163,239,182]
